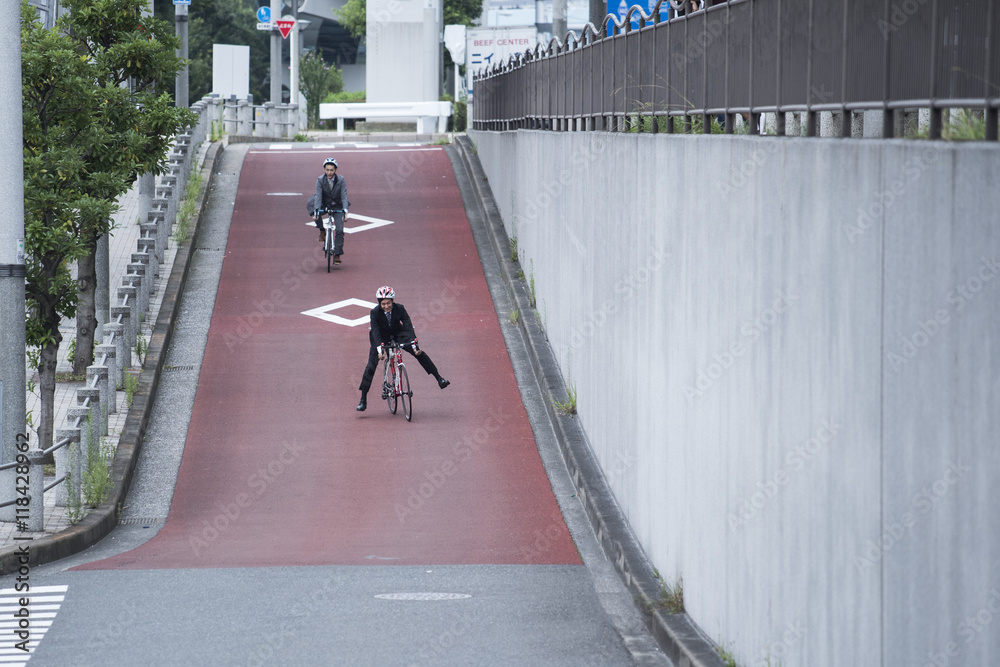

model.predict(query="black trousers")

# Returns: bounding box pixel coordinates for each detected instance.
[359,333,439,394]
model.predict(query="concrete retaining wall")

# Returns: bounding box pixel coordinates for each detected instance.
[470,129,1000,667]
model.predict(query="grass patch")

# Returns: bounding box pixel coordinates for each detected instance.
[508,308,519,325]
[124,371,140,406]
[509,236,519,262]
[172,168,203,246]
[293,133,309,142]
[552,383,577,415]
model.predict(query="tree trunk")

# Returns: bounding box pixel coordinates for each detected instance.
[73,242,98,375]
[37,339,60,455]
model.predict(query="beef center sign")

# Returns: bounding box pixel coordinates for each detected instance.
[465,27,538,101]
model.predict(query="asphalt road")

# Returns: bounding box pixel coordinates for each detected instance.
[0,142,668,666]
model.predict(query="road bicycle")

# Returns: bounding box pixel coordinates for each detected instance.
[381,340,413,421]
[316,208,344,273]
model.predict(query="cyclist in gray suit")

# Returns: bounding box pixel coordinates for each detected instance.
[357,285,449,412]
[314,157,349,264]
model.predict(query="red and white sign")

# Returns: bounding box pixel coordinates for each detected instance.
[276,19,295,39]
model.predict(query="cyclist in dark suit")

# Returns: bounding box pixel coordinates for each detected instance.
[357,285,449,411]
[314,157,349,264]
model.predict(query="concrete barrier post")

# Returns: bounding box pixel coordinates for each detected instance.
[111,306,133,362]
[224,97,238,135]
[25,449,45,532]
[123,273,148,319]
[96,343,119,392]
[103,322,128,371]
[66,407,94,462]
[86,366,111,431]
[238,99,252,136]
[53,428,81,507]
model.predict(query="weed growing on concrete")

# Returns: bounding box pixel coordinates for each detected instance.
[509,236,519,262]
[718,645,737,667]
[508,308,519,325]
[293,133,309,142]
[516,269,525,281]
[552,383,577,415]
[653,570,685,613]
[124,371,139,406]
[134,332,148,366]
[82,414,111,509]
[172,169,203,245]
[528,260,537,308]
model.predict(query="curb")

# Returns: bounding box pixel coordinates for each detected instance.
[0,141,225,574]
[449,135,725,667]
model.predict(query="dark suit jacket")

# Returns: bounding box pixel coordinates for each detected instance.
[314,173,349,211]
[369,303,416,347]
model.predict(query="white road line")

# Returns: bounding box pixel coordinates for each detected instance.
[267,144,293,150]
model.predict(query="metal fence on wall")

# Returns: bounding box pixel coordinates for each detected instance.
[472,0,1000,140]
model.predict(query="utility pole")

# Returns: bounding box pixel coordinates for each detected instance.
[0,0,27,499]
[553,0,567,43]
[290,2,299,112]
[175,2,189,107]
[270,0,282,103]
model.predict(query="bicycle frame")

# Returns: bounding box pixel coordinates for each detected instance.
[381,341,412,420]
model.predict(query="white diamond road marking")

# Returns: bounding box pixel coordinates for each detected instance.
[374,592,472,601]
[302,298,377,327]
[302,213,394,234]
[0,585,67,664]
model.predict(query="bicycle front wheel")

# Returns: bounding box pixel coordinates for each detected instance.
[384,361,397,414]
[399,364,411,421]
[326,230,333,273]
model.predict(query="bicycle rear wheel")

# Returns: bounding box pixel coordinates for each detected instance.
[399,364,411,421]
[384,361,397,414]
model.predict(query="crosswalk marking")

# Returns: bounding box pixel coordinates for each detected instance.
[0,585,67,664]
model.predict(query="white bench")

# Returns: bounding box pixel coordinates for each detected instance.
[318,101,452,136]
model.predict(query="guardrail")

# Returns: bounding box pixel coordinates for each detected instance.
[0,97,213,529]
[472,0,999,140]
[318,101,453,136]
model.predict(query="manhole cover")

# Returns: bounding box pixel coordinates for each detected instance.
[374,593,472,601]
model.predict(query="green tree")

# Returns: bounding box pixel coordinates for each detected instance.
[21,0,193,451]
[299,50,344,128]
[65,0,196,375]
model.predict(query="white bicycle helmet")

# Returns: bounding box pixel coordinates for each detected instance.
[323,157,338,168]
[376,285,395,300]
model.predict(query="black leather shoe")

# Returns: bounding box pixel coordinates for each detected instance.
[437,378,450,389]
[356,397,367,411]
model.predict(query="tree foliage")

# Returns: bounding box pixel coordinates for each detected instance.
[21,0,193,451]
[299,50,344,128]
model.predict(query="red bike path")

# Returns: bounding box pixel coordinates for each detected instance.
[77,146,580,570]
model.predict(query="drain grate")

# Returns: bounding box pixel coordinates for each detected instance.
[374,593,472,601]
[119,517,166,526]
[163,364,195,372]
[194,247,223,252]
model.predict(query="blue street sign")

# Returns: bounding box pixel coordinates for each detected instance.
[257,6,271,23]
[173,0,191,5]
[606,0,668,36]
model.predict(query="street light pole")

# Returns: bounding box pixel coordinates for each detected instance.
[270,0,282,103]
[175,3,189,107]
[0,1,27,479]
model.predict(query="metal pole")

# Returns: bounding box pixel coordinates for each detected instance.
[0,0,27,498]
[175,4,189,107]
[271,0,282,103]
[290,2,300,116]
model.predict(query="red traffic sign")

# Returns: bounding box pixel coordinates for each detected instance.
[276,19,295,39]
